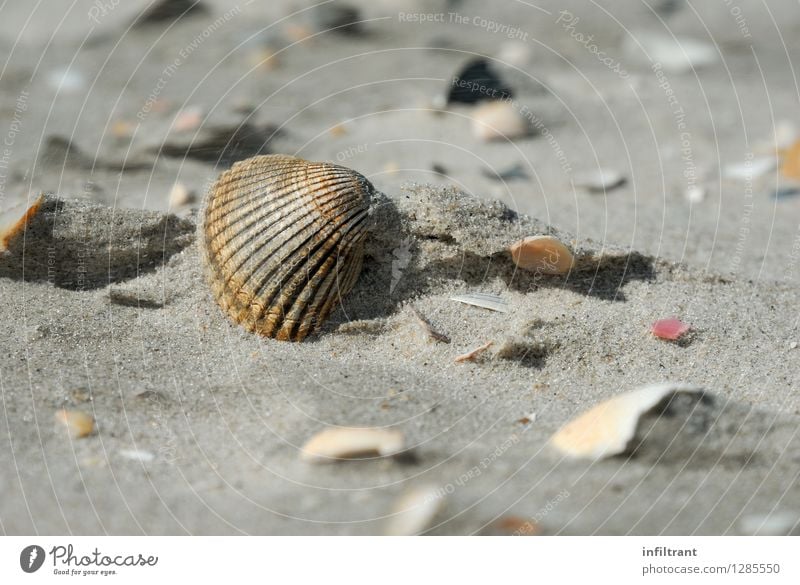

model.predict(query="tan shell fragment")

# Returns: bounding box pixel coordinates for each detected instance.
[0,194,44,255]
[509,235,574,275]
[300,427,404,463]
[384,485,443,536]
[200,154,374,341]
[55,409,95,438]
[549,383,703,460]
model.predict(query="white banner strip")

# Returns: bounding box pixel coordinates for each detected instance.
[1,536,797,584]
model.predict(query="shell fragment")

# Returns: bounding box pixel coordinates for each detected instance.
[301,427,405,463]
[549,383,704,460]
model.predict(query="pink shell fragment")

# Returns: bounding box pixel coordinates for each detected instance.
[651,318,690,340]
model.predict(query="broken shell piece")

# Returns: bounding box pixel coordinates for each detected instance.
[301,427,404,463]
[119,449,155,463]
[509,235,574,275]
[454,341,493,363]
[629,35,717,73]
[549,383,704,460]
[574,169,626,193]
[471,101,529,142]
[384,485,443,536]
[738,512,800,536]
[0,194,45,254]
[724,157,776,180]
[55,409,95,439]
[780,140,800,180]
[450,292,508,313]
[651,317,690,341]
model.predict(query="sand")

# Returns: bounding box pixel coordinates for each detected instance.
[0,0,799,535]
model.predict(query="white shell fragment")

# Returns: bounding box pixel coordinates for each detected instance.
[301,427,405,463]
[450,292,509,313]
[471,101,529,142]
[549,383,704,460]
[119,449,155,463]
[738,512,800,536]
[630,35,718,73]
[509,235,574,275]
[574,169,626,192]
[723,157,776,180]
[384,485,443,536]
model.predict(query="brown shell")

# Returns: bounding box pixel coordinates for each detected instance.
[200,154,373,341]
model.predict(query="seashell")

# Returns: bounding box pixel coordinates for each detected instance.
[549,383,703,460]
[384,485,443,536]
[574,168,626,192]
[627,35,717,73]
[300,427,404,463]
[738,512,800,536]
[119,449,155,463]
[724,157,776,180]
[509,235,574,275]
[0,194,44,255]
[450,292,509,313]
[54,409,95,438]
[201,154,374,341]
[471,101,529,142]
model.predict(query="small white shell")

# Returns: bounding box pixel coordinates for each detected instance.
[300,427,404,463]
[574,169,626,192]
[119,449,155,463]
[628,35,717,73]
[471,101,529,142]
[738,513,799,536]
[509,235,574,275]
[384,485,443,536]
[723,157,776,180]
[450,292,509,313]
[549,383,703,460]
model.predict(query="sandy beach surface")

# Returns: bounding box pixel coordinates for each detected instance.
[1,0,798,535]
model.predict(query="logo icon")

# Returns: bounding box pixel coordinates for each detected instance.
[20,545,45,573]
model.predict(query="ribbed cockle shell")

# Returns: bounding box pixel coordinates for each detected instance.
[200,154,373,341]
